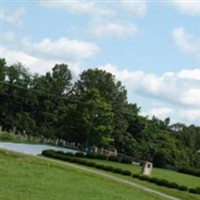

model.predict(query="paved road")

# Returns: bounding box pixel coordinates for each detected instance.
[41,156,181,200]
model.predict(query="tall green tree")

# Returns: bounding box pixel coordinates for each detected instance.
[61,88,113,146]
[73,68,129,149]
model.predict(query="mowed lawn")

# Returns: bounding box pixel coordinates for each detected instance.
[80,158,200,188]
[47,156,200,200]
[0,149,168,200]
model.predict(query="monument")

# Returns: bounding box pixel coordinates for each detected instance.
[141,161,153,176]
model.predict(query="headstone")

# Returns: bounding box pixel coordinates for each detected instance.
[141,162,153,176]
[13,126,16,133]
[114,148,117,156]
[94,146,98,153]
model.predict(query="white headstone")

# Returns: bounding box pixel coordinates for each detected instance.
[141,162,153,176]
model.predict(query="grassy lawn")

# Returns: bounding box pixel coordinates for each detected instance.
[78,158,200,188]
[0,149,171,200]
[44,155,200,200]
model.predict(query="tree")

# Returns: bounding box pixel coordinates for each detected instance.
[61,88,113,146]
[73,68,128,149]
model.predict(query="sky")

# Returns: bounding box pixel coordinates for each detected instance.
[1,0,200,125]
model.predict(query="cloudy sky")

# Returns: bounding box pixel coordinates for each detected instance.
[1,0,200,125]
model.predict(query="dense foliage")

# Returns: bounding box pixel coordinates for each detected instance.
[0,58,200,168]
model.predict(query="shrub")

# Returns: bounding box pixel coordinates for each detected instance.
[132,174,140,179]
[65,152,74,156]
[76,160,87,165]
[120,157,132,164]
[108,155,119,162]
[189,188,199,194]
[179,185,188,191]
[85,161,96,167]
[42,149,56,156]
[122,170,132,176]
[95,164,106,170]
[56,151,65,155]
[167,182,180,189]
[96,153,107,160]
[113,168,124,174]
[178,166,200,177]
[149,177,160,184]
[86,152,97,159]
[103,166,114,172]
[139,175,150,181]
[75,152,85,158]
[153,151,166,168]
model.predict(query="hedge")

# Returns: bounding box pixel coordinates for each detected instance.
[42,149,199,195]
[178,166,200,177]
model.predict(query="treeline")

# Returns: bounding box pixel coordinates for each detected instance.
[0,58,200,168]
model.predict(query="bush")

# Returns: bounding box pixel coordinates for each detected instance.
[85,161,97,167]
[189,188,200,194]
[179,185,188,191]
[108,155,119,162]
[75,152,85,158]
[96,153,107,160]
[149,177,160,184]
[120,157,132,164]
[122,170,132,176]
[178,166,200,177]
[139,175,150,181]
[65,152,74,156]
[167,182,179,189]
[95,164,106,170]
[76,160,87,165]
[86,152,97,159]
[113,168,124,174]
[153,151,166,168]
[56,151,65,155]
[103,166,114,172]
[132,174,140,179]
[42,149,56,156]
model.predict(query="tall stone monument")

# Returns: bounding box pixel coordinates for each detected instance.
[141,161,153,176]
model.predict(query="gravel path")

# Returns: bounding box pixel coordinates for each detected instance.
[41,157,181,200]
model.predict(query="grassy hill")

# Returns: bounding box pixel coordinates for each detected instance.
[0,149,200,200]
[0,149,167,200]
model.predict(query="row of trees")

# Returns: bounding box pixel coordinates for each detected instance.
[0,58,200,168]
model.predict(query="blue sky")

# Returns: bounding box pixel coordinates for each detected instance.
[1,0,200,125]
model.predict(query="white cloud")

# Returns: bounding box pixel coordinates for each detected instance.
[1,6,25,26]
[2,47,81,76]
[38,1,147,17]
[180,109,200,122]
[38,1,146,38]
[180,88,200,107]
[172,27,200,59]
[172,1,200,15]
[120,0,147,17]
[98,63,200,124]
[22,37,100,62]
[90,20,139,38]
[145,107,173,119]
[2,32,15,42]
[38,0,113,16]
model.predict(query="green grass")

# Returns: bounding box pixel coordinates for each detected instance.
[0,149,171,200]
[78,158,200,188]
[46,155,200,200]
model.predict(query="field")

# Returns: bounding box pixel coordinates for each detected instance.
[41,152,200,200]
[0,149,172,200]
[79,158,200,188]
